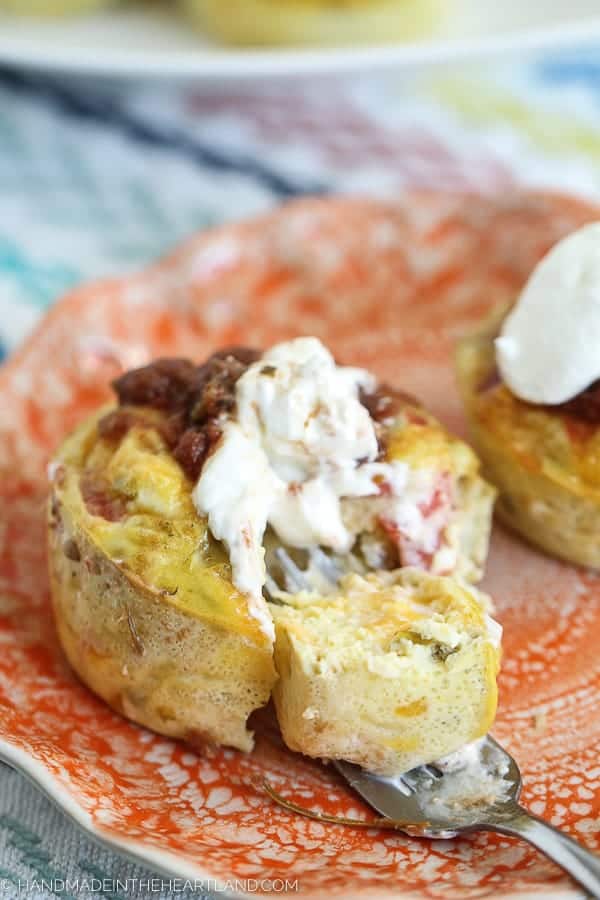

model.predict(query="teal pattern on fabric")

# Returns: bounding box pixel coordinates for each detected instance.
[0,240,79,307]
[0,815,79,900]
[75,860,130,900]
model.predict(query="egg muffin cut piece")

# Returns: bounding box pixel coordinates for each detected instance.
[456,309,600,568]
[48,409,277,753]
[270,569,501,776]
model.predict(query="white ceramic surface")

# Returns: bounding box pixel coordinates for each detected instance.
[0,0,599,81]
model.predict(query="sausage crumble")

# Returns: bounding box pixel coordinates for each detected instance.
[99,347,260,481]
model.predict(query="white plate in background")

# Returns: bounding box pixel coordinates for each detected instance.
[0,0,599,80]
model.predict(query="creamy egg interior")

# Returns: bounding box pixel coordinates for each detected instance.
[271,570,500,776]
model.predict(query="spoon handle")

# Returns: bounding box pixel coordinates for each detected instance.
[493,806,600,899]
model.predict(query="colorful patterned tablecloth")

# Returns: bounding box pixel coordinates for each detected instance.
[2,46,600,898]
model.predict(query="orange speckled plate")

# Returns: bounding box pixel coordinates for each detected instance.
[1,192,599,900]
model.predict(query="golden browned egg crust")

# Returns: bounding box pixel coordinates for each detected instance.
[181,0,448,47]
[48,409,277,753]
[0,0,110,13]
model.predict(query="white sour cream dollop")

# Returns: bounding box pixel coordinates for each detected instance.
[496,222,600,404]
[193,337,393,638]
[193,337,455,640]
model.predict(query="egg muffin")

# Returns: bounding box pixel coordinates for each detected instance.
[457,310,600,568]
[1,0,111,14]
[49,339,496,757]
[271,569,500,776]
[182,0,449,47]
